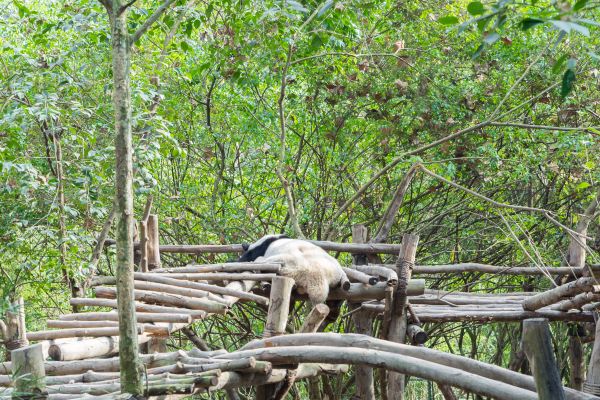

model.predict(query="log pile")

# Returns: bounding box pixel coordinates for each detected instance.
[3,220,600,399]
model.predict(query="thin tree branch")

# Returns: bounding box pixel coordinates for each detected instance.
[130,0,178,45]
[325,121,491,238]
[489,122,600,132]
[418,164,592,240]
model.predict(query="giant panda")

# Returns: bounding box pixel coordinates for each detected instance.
[238,234,347,305]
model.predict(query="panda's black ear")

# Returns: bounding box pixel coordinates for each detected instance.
[242,243,250,251]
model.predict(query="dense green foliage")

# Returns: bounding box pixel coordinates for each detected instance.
[1,0,600,398]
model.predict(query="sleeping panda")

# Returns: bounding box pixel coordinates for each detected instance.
[239,234,347,305]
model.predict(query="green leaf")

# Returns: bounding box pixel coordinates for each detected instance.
[577,182,591,190]
[573,0,589,12]
[467,1,485,16]
[550,20,589,36]
[483,32,500,45]
[287,0,308,13]
[521,18,544,30]
[471,43,486,59]
[552,54,568,74]
[439,15,459,25]
[317,0,334,17]
[584,161,596,170]
[577,18,600,27]
[561,69,576,98]
[590,52,600,62]
[566,58,577,70]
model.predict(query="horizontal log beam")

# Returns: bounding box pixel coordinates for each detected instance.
[127,241,403,255]
[522,278,599,311]
[94,287,228,314]
[236,333,591,400]
[329,280,425,301]
[27,326,144,341]
[410,263,585,276]
[220,345,538,400]
[152,263,282,274]
[69,298,207,319]
[46,321,169,336]
[58,312,192,324]
[360,304,594,322]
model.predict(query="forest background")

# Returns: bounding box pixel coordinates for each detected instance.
[1,0,600,398]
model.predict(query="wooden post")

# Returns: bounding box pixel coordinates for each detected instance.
[5,298,28,361]
[147,214,161,270]
[522,318,565,399]
[11,343,46,399]
[568,324,585,390]
[258,276,294,399]
[350,224,376,400]
[387,234,419,400]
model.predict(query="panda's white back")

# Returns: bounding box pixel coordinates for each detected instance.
[262,238,345,303]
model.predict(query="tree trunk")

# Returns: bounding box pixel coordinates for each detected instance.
[110,1,142,395]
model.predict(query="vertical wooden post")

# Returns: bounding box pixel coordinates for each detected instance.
[350,224,375,400]
[147,214,161,270]
[263,277,294,338]
[11,343,46,399]
[568,324,585,390]
[522,318,565,399]
[387,234,419,400]
[258,276,295,399]
[5,298,28,361]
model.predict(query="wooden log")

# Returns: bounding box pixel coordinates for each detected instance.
[11,343,46,399]
[388,234,419,400]
[353,265,398,286]
[153,263,282,274]
[28,326,145,341]
[151,241,402,255]
[235,333,592,400]
[153,272,276,281]
[91,276,210,299]
[263,277,294,338]
[58,312,192,324]
[329,280,424,301]
[553,292,600,311]
[522,318,565,399]
[522,278,598,311]
[361,304,594,322]
[342,267,379,286]
[222,345,538,400]
[259,276,294,400]
[407,324,428,345]
[45,321,168,336]
[147,214,161,270]
[139,218,149,273]
[5,297,29,360]
[300,304,330,333]
[94,287,227,314]
[585,319,600,395]
[133,272,269,305]
[410,263,585,276]
[350,224,375,400]
[568,325,585,391]
[69,298,206,319]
